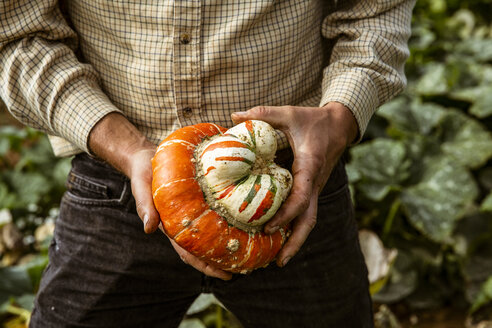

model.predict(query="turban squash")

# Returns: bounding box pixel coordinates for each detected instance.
[152,120,292,273]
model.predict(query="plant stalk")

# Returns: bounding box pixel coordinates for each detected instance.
[382,198,401,241]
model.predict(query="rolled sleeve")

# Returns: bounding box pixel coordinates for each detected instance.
[51,80,120,154]
[0,0,120,155]
[321,0,415,142]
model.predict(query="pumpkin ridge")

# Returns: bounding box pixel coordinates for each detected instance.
[245,120,256,147]
[234,233,255,269]
[152,177,195,199]
[157,139,195,153]
[239,175,262,213]
[247,175,277,223]
[200,140,249,158]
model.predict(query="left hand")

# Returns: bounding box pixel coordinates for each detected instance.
[231,102,358,267]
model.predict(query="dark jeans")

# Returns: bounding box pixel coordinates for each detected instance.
[30,152,373,328]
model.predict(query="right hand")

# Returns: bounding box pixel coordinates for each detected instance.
[128,147,232,280]
[89,113,231,280]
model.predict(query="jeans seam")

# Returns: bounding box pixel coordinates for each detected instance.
[63,181,130,207]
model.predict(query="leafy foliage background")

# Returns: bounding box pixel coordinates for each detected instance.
[349,0,492,316]
[1,0,492,326]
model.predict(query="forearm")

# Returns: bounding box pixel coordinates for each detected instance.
[88,112,155,177]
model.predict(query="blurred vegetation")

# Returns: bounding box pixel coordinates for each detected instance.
[0,127,71,327]
[349,0,492,324]
[1,0,492,326]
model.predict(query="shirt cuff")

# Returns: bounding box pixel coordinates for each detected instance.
[320,69,379,144]
[52,80,121,154]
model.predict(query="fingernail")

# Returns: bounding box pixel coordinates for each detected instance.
[143,213,149,229]
[232,111,247,117]
[282,256,292,267]
[267,226,279,234]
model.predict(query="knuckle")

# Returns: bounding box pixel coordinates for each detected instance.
[252,106,270,116]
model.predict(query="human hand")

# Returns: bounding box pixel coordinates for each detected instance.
[231,102,358,267]
[129,147,232,280]
[89,113,232,280]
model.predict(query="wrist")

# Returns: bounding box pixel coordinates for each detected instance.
[321,102,359,147]
[88,112,155,176]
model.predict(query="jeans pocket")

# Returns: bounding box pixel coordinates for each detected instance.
[317,183,349,205]
[63,170,129,207]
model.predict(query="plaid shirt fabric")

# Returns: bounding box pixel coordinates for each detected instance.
[0,0,414,157]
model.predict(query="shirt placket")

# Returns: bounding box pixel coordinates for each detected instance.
[173,0,201,126]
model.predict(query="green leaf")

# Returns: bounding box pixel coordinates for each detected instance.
[471,276,492,313]
[0,182,17,209]
[16,134,54,170]
[0,138,9,156]
[6,171,51,207]
[440,109,492,169]
[14,294,36,312]
[415,63,448,95]
[349,139,410,201]
[481,193,492,212]
[377,98,445,135]
[359,183,393,202]
[186,294,222,315]
[410,25,436,50]
[52,157,72,188]
[372,251,418,304]
[452,213,492,307]
[446,9,475,39]
[451,85,492,118]
[429,0,447,13]
[345,163,361,183]
[401,156,479,243]
[456,39,492,62]
[21,255,49,291]
[0,266,33,309]
[178,319,207,328]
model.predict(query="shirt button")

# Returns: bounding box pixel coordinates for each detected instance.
[182,107,193,118]
[179,33,191,44]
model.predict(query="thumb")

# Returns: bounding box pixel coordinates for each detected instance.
[132,174,160,234]
[231,106,289,129]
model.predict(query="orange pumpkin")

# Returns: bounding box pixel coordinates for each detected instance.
[152,120,292,273]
